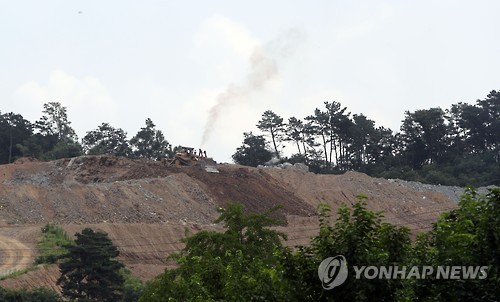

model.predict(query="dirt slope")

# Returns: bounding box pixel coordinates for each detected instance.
[0,235,33,277]
[0,155,459,291]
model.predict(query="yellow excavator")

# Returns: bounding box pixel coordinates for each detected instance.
[171,146,198,166]
[168,146,219,172]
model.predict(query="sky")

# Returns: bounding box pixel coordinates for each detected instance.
[1,0,499,163]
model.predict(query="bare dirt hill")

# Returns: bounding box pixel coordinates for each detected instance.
[0,155,459,291]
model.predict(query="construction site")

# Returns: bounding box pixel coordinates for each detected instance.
[0,154,465,291]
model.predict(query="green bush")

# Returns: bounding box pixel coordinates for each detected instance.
[0,286,62,302]
[35,224,73,264]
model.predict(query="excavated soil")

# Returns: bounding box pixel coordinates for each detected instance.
[0,155,461,291]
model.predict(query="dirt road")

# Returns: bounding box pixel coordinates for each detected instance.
[0,235,33,277]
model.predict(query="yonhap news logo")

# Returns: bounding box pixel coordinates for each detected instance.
[318,255,489,290]
[318,255,348,289]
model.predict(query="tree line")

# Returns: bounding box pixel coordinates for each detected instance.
[1,90,498,186]
[233,90,500,186]
[0,102,173,163]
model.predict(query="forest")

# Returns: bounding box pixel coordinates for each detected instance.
[234,90,499,186]
[1,90,499,186]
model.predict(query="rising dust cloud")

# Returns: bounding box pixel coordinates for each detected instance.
[200,29,304,146]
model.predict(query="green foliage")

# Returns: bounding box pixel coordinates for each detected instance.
[2,90,497,188]
[232,132,273,167]
[285,116,307,155]
[14,102,83,160]
[121,268,144,302]
[39,140,83,160]
[140,203,289,301]
[256,110,285,159]
[0,286,62,302]
[240,90,499,186]
[0,266,39,281]
[83,123,132,156]
[36,223,73,264]
[400,107,448,168]
[287,196,411,301]
[0,112,33,164]
[16,133,57,159]
[35,102,77,142]
[139,192,500,301]
[409,188,500,301]
[57,228,125,301]
[129,118,172,160]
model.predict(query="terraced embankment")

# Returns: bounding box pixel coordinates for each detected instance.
[0,155,461,290]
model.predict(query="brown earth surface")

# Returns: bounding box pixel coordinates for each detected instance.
[0,155,459,291]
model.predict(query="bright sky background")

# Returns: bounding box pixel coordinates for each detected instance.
[1,1,499,163]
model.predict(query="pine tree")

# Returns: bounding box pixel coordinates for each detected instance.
[57,228,124,301]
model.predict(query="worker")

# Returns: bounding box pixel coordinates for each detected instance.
[199,149,203,158]
[203,150,207,158]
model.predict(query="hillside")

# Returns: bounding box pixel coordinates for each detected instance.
[0,155,459,290]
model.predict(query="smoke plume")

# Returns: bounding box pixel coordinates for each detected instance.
[200,28,303,146]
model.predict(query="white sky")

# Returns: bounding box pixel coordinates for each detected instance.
[1,0,499,162]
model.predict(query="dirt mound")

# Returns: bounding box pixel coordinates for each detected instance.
[261,168,457,231]
[0,155,460,291]
[0,156,315,225]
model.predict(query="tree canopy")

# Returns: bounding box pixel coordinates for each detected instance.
[256,110,285,159]
[236,90,500,186]
[232,132,273,167]
[129,118,172,160]
[82,123,131,156]
[57,228,125,301]
[140,203,288,301]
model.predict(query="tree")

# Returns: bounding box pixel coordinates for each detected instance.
[477,90,500,156]
[411,188,500,301]
[257,110,285,159]
[285,197,411,301]
[400,108,448,168]
[16,133,57,159]
[121,268,144,302]
[305,107,329,164]
[285,117,306,155]
[349,114,379,169]
[0,287,62,302]
[41,141,83,160]
[36,102,77,142]
[57,228,124,301]
[305,101,351,170]
[0,112,33,164]
[129,118,172,160]
[82,123,131,156]
[232,132,273,167]
[446,102,470,156]
[140,203,289,301]
[16,102,83,160]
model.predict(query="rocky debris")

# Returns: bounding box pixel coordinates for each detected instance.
[292,163,309,172]
[0,156,317,225]
[204,166,219,173]
[0,155,463,229]
[0,155,470,230]
[258,162,310,172]
[264,158,281,166]
[387,178,498,203]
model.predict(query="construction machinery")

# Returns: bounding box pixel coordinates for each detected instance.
[171,147,198,166]
[168,146,219,173]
